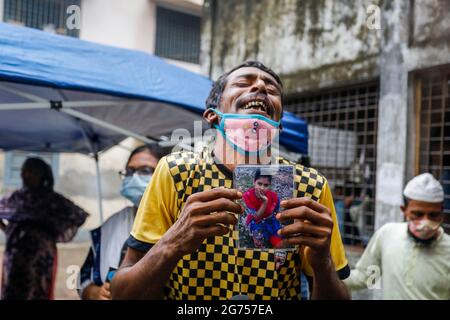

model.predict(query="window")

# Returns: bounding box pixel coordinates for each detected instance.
[416,65,450,232]
[155,6,201,64]
[3,151,59,188]
[3,0,80,37]
[285,83,379,246]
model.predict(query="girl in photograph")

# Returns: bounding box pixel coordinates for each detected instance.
[243,169,283,248]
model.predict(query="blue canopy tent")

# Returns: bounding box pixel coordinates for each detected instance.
[0,23,308,223]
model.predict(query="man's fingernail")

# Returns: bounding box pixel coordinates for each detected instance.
[237,191,242,197]
[277,229,282,235]
[281,200,287,206]
[276,213,281,219]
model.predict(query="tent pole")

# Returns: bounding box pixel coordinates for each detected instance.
[77,120,105,226]
[0,100,135,111]
[94,153,104,225]
[62,108,193,151]
[61,108,157,145]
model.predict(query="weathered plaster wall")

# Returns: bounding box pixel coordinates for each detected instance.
[405,0,450,72]
[203,0,450,92]
[375,0,450,228]
[410,0,450,47]
[203,0,381,92]
[375,0,410,228]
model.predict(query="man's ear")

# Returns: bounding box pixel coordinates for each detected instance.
[203,108,219,126]
[400,205,408,220]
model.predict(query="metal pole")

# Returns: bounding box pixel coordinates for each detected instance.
[94,153,104,225]
[61,108,157,145]
[62,107,193,151]
[0,98,195,151]
[77,120,104,226]
[0,100,133,111]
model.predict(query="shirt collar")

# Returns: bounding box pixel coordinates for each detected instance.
[211,150,233,180]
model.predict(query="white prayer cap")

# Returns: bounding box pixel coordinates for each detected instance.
[403,173,444,203]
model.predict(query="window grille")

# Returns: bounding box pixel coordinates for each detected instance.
[416,66,450,233]
[3,0,80,37]
[285,82,379,246]
[155,6,201,64]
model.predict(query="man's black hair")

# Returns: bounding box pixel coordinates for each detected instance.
[254,168,272,183]
[205,60,283,110]
[126,143,169,166]
[22,157,54,190]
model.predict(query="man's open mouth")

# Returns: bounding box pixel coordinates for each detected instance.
[240,99,273,117]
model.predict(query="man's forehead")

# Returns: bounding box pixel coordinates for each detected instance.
[408,199,443,210]
[227,66,278,82]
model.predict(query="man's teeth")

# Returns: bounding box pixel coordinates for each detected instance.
[242,101,268,112]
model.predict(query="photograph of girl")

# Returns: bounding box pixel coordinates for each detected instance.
[234,165,294,250]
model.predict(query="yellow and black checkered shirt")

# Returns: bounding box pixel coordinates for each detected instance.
[129,149,349,300]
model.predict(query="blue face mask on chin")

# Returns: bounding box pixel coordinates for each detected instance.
[120,174,152,206]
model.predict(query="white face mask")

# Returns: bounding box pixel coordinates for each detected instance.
[408,219,441,240]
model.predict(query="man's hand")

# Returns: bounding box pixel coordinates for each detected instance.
[98,283,112,300]
[160,188,243,258]
[276,197,333,269]
[82,282,112,300]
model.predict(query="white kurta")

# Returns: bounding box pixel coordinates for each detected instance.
[98,206,136,281]
[344,222,450,300]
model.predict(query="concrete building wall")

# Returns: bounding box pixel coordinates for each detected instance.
[405,0,450,71]
[80,0,156,53]
[375,0,411,228]
[202,0,382,92]
[202,0,450,91]
[80,0,203,73]
[0,0,3,23]
[375,0,450,228]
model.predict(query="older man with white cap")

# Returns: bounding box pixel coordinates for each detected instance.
[343,173,450,300]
